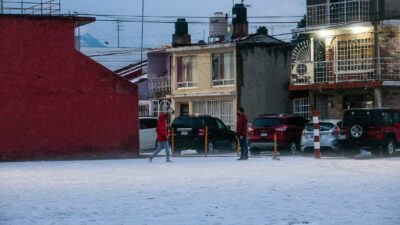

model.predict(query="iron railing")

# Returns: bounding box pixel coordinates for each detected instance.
[307,0,371,27]
[148,75,171,98]
[291,58,400,85]
[0,0,60,15]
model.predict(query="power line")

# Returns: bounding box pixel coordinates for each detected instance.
[70,12,303,19]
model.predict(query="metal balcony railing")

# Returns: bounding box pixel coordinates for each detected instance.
[148,75,171,99]
[0,0,60,15]
[291,58,400,85]
[307,0,371,27]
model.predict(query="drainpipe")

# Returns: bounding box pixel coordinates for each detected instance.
[0,0,3,14]
[373,0,382,108]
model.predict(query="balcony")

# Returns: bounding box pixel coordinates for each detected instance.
[307,0,371,27]
[291,58,400,85]
[148,75,171,99]
[0,0,60,15]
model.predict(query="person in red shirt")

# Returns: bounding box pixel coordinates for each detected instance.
[149,113,172,163]
[237,107,249,160]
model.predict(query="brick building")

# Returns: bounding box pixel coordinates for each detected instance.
[290,0,400,120]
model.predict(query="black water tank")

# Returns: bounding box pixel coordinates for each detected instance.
[175,18,188,35]
[232,4,247,24]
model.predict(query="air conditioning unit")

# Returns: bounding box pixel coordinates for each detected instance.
[291,40,314,84]
[291,62,314,84]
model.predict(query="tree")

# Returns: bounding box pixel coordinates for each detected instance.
[291,15,310,44]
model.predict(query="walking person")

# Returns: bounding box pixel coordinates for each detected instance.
[149,113,172,163]
[236,107,249,160]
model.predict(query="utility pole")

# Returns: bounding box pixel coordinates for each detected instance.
[140,0,145,74]
[115,19,124,48]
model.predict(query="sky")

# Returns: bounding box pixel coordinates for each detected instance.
[62,0,306,48]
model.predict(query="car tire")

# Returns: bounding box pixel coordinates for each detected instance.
[287,141,299,155]
[173,149,181,156]
[229,140,238,152]
[384,138,396,157]
[250,148,261,156]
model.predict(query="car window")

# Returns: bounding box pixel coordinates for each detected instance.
[382,112,393,126]
[206,118,218,129]
[140,119,158,129]
[215,119,226,130]
[139,120,145,129]
[394,112,400,123]
[343,110,378,127]
[252,118,282,128]
[305,122,334,132]
[172,117,204,128]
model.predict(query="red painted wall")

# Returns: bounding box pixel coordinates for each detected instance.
[0,15,139,160]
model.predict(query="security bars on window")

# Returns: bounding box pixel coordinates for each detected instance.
[307,0,371,27]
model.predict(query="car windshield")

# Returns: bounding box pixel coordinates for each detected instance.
[252,118,282,128]
[172,117,204,128]
[305,122,335,132]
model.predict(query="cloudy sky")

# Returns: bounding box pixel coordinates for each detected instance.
[62,0,306,48]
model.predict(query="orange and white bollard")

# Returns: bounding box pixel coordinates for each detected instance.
[273,133,279,160]
[312,110,321,159]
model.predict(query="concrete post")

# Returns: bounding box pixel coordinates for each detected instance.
[373,0,382,108]
[375,88,382,108]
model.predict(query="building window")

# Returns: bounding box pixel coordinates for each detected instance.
[293,98,311,119]
[193,100,234,129]
[139,104,150,116]
[336,38,374,72]
[212,52,234,86]
[177,56,197,88]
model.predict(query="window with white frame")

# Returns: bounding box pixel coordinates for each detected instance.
[176,56,197,88]
[212,52,234,86]
[293,98,311,119]
[336,38,374,72]
[193,100,234,129]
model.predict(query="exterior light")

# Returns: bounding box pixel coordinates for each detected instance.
[351,26,370,34]
[317,30,333,38]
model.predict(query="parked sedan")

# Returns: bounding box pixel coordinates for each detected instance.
[301,120,341,152]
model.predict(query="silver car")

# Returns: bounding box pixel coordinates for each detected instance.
[301,120,341,152]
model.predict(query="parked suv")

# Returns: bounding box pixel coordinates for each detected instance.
[340,108,400,156]
[171,115,237,154]
[248,114,308,154]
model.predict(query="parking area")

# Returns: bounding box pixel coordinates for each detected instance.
[1,156,400,225]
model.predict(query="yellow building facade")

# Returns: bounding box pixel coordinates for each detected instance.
[167,43,237,129]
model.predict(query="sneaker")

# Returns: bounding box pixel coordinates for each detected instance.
[149,157,153,163]
[166,160,173,163]
[237,158,244,160]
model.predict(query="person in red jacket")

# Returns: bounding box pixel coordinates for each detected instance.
[149,113,172,163]
[237,107,249,160]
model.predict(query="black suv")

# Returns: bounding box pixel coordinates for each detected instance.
[340,108,400,156]
[171,115,237,154]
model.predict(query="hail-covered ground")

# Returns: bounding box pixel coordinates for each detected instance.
[1,154,399,225]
